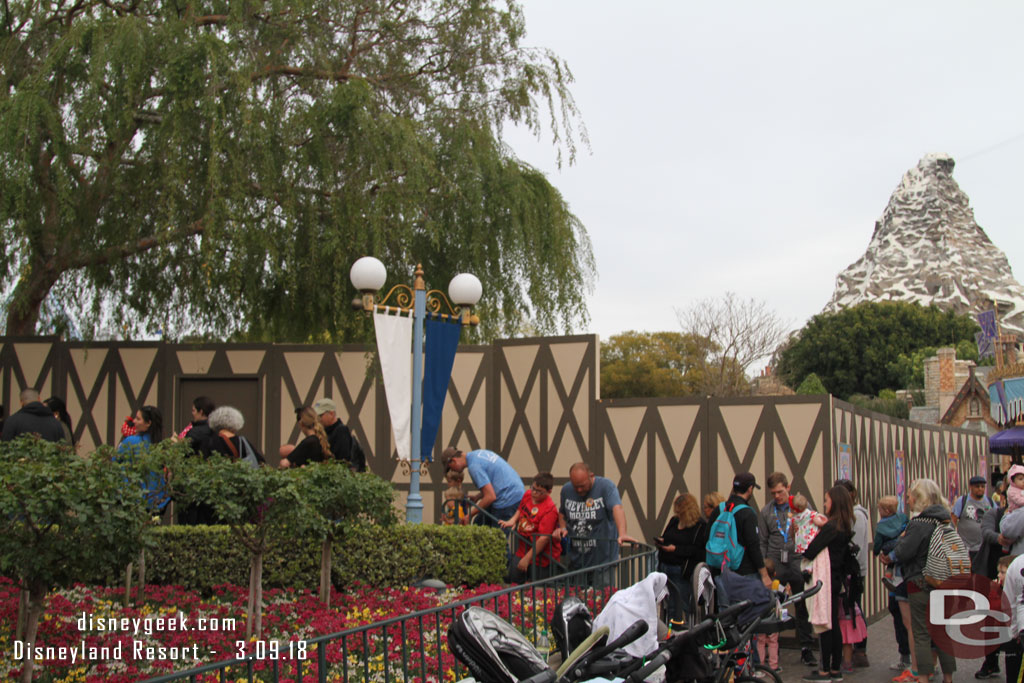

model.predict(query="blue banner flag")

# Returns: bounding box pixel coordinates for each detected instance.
[976,310,997,340]
[976,331,995,359]
[420,316,462,463]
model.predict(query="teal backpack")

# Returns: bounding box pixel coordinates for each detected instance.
[706,501,750,570]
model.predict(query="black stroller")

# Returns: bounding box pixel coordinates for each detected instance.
[447,605,651,683]
[447,598,760,683]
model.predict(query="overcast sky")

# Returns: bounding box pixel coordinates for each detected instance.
[504,1,1024,356]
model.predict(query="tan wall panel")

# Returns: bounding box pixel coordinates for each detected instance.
[283,352,325,403]
[176,350,215,375]
[117,350,157,403]
[775,403,822,460]
[683,433,702,493]
[69,348,107,393]
[773,436,794,489]
[226,350,266,375]
[14,343,52,396]
[719,405,764,459]
[507,431,538,476]
[549,342,590,452]
[717,435,733,496]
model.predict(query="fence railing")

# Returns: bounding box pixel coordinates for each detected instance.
[140,541,658,683]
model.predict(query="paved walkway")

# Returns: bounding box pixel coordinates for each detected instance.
[776,616,994,683]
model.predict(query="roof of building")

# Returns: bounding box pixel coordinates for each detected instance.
[940,366,991,424]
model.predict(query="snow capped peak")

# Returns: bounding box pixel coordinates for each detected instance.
[825,154,1024,336]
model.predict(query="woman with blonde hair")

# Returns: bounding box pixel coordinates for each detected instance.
[882,479,956,683]
[702,492,725,521]
[279,406,332,468]
[656,492,709,622]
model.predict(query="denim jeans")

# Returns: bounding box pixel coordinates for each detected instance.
[660,562,693,622]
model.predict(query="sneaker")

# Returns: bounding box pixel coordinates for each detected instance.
[802,649,820,667]
[975,666,1001,679]
[772,666,783,675]
[892,670,917,683]
[841,663,855,674]
[803,674,832,683]
[890,656,912,671]
[853,651,870,668]
[831,673,844,683]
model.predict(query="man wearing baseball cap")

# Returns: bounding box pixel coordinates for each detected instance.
[952,474,994,559]
[707,471,771,590]
[313,398,365,472]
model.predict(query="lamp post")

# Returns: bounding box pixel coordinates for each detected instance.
[350,257,481,523]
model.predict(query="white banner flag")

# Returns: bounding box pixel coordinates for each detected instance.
[374,310,413,461]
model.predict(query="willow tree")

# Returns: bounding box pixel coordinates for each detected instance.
[1,0,593,340]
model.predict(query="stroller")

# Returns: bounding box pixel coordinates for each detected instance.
[448,605,651,683]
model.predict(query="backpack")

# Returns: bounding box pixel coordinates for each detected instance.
[706,501,750,571]
[924,521,971,588]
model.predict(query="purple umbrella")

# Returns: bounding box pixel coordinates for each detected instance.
[990,425,1024,455]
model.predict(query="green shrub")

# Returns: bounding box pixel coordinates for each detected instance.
[145,522,505,592]
[796,373,828,395]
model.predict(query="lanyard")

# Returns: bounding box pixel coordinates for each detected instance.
[774,505,789,543]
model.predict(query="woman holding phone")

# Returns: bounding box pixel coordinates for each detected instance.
[656,492,709,622]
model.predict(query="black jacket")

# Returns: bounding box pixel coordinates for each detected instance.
[185,419,214,453]
[659,516,710,579]
[803,520,855,594]
[707,494,765,576]
[1,402,66,443]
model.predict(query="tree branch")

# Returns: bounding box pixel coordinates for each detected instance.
[59,220,205,271]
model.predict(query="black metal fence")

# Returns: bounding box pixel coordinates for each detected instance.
[140,543,657,683]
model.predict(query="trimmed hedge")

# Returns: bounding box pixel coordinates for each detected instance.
[145,522,505,592]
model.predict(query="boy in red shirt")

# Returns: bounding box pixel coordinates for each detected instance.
[500,472,562,582]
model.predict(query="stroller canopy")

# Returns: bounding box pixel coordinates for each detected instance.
[593,571,668,658]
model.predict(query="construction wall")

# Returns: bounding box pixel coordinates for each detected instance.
[0,335,990,616]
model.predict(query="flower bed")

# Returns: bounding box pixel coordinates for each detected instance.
[0,577,613,683]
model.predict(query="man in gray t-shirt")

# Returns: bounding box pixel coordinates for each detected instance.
[953,475,994,554]
[553,462,637,570]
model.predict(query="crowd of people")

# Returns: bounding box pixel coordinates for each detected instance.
[1,389,366,522]
[11,387,1024,682]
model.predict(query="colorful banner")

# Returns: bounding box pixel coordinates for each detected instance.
[976,310,998,340]
[838,443,852,482]
[976,331,995,359]
[420,316,462,463]
[374,310,413,462]
[895,451,906,514]
[947,452,960,503]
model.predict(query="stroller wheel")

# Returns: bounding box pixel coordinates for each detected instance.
[736,664,783,683]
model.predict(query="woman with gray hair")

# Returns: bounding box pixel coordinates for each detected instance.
[202,406,265,465]
[881,479,955,683]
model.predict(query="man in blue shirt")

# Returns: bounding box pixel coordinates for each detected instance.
[442,446,524,526]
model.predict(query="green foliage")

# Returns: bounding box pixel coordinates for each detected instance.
[176,457,304,554]
[776,302,980,398]
[1,0,593,340]
[290,463,397,539]
[600,331,712,398]
[0,437,152,594]
[143,523,506,590]
[847,394,910,420]
[796,373,828,395]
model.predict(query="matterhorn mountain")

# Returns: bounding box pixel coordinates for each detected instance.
[824,153,1024,336]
